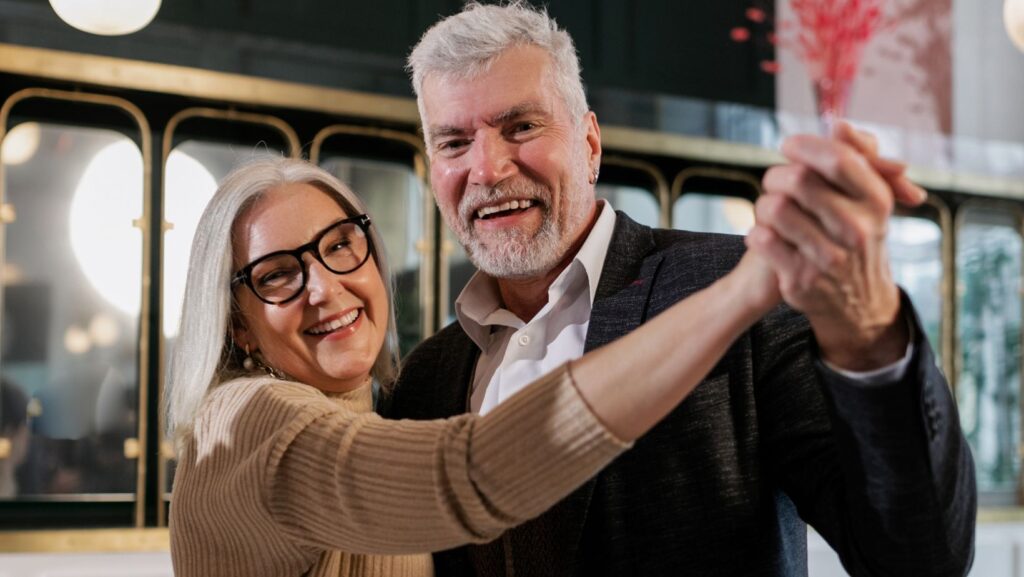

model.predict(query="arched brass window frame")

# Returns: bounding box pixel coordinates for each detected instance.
[0,88,153,528]
[670,166,762,202]
[600,155,671,229]
[310,126,434,336]
[894,195,954,387]
[157,107,300,526]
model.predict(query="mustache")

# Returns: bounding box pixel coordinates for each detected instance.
[458,178,551,222]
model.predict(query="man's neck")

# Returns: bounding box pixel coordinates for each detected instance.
[497,205,600,322]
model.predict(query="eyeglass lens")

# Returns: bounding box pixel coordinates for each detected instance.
[250,221,369,302]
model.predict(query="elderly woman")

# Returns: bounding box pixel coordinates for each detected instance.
[167,158,778,576]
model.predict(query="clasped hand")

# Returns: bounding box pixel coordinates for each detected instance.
[743,121,927,371]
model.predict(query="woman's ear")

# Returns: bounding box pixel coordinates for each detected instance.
[231,318,252,352]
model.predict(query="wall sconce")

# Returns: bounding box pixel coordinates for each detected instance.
[49,0,161,36]
[1007,0,1024,52]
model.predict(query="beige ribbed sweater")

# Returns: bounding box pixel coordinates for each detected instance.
[170,364,629,577]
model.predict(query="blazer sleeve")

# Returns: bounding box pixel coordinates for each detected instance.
[753,294,976,577]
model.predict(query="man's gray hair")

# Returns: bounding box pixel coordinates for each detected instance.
[165,157,400,448]
[407,1,589,134]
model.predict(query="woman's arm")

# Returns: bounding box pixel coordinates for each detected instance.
[267,253,779,554]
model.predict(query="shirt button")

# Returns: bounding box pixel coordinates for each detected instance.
[518,334,531,346]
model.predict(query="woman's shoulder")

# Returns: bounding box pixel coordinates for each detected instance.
[197,376,333,437]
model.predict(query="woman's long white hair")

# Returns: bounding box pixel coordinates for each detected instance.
[165,157,399,447]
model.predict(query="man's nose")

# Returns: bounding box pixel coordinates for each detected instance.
[469,132,516,187]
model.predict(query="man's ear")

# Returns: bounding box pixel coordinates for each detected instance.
[584,110,602,172]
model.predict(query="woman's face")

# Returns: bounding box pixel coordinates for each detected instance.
[231,183,388,393]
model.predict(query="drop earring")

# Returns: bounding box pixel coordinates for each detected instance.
[242,345,255,371]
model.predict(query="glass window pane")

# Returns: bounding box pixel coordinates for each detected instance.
[673,193,754,235]
[1,122,143,499]
[888,215,944,367]
[595,183,659,228]
[319,156,423,354]
[956,207,1022,497]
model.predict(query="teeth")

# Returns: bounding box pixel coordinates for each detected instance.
[307,310,360,335]
[476,199,534,219]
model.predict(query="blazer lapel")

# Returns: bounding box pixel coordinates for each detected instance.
[585,211,661,353]
[515,212,661,573]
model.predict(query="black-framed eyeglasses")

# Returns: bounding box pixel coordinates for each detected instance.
[231,214,374,305]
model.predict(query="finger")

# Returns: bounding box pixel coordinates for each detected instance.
[833,122,927,206]
[755,194,848,272]
[780,135,890,205]
[834,120,878,158]
[762,164,866,249]
[746,224,804,278]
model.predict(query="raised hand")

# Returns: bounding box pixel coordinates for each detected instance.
[745,122,925,370]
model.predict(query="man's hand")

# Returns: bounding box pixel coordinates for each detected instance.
[745,122,927,371]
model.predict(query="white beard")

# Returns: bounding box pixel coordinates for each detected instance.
[444,175,591,279]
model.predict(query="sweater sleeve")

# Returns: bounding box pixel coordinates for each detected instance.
[264,363,630,555]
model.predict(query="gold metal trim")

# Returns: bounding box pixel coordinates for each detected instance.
[602,125,783,169]
[0,88,153,528]
[155,108,301,527]
[310,125,436,336]
[926,196,956,389]
[669,166,762,229]
[1,42,1021,200]
[0,437,9,460]
[0,204,14,224]
[600,155,671,229]
[0,43,419,126]
[0,528,168,553]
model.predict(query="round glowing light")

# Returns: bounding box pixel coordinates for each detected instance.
[1007,0,1024,52]
[69,140,216,336]
[162,151,217,337]
[89,313,121,347]
[2,122,41,166]
[64,325,91,354]
[49,0,161,36]
[69,139,144,317]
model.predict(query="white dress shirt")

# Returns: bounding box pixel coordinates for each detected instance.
[454,202,913,415]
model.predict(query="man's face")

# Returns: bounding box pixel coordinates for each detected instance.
[421,44,601,279]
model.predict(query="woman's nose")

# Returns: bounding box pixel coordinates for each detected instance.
[304,259,344,305]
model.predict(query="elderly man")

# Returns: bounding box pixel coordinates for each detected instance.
[384,2,975,576]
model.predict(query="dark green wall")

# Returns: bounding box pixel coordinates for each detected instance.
[0,0,774,108]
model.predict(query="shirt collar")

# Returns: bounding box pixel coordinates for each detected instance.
[454,200,618,350]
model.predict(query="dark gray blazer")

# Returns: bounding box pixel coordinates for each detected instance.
[382,212,976,577]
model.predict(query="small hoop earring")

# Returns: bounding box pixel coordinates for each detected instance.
[589,167,600,184]
[242,345,255,371]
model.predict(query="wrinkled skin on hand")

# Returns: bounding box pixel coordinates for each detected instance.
[746,122,928,371]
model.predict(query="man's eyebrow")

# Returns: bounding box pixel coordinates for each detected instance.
[489,102,546,125]
[427,102,548,142]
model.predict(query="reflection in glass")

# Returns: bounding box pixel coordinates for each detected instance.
[673,193,754,235]
[595,183,658,228]
[1,123,142,498]
[956,208,1022,496]
[320,156,423,354]
[887,216,943,367]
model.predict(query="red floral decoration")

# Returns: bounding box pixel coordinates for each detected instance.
[732,0,888,123]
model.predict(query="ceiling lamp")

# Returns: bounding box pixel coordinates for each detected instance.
[49,0,161,36]
[1007,0,1024,52]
